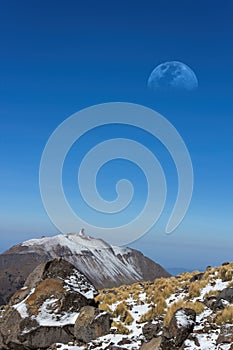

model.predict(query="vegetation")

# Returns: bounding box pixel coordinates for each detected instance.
[215,305,233,325]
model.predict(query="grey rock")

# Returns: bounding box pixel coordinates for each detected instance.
[161,308,196,350]
[74,305,111,343]
[215,288,233,309]
[216,325,233,344]
[142,322,161,341]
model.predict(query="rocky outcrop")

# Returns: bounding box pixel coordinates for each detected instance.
[0,258,108,349]
[161,308,196,350]
[74,305,111,342]
[0,232,170,304]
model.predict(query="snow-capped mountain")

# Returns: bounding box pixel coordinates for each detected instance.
[0,231,170,304]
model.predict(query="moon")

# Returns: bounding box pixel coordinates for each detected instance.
[148,61,198,91]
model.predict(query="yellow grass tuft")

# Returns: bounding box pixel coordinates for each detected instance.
[111,321,132,334]
[215,305,233,325]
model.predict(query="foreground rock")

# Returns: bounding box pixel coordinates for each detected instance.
[0,258,110,349]
[161,308,196,350]
[74,305,111,342]
[142,322,161,341]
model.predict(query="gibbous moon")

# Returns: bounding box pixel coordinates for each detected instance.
[148,61,198,91]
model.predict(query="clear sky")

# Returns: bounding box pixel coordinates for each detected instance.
[0,1,233,271]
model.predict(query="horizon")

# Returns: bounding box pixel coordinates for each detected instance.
[1,1,233,272]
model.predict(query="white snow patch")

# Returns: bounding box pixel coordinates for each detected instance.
[175,309,194,328]
[36,298,78,326]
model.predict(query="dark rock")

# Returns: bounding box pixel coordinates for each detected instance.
[74,306,111,343]
[215,288,233,309]
[142,322,161,341]
[203,295,217,309]
[216,325,233,344]
[190,273,204,282]
[161,308,196,350]
[118,338,132,345]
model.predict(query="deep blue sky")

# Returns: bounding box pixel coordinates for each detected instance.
[0,1,232,270]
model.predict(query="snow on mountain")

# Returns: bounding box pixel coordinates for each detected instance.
[0,231,170,304]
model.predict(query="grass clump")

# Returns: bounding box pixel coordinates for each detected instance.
[111,321,132,334]
[138,306,157,323]
[215,305,233,325]
[98,302,112,313]
[218,265,233,282]
[112,302,134,325]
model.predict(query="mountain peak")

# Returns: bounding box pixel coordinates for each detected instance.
[0,232,170,304]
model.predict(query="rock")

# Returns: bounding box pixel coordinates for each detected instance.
[74,305,111,343]
[140,337,162,350]
[203,295,217,309]
[0,258,98,349]
[161,308,196,350]
[118,338,132,345]
[215,288,233,309]
[142,322,161,341]
[216,325,233,344]
[190,273,204,282]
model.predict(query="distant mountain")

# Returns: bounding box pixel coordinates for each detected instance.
[0,231,170,304]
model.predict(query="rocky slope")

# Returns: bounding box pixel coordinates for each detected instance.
[1,260,233,350]
[0,231,170,304]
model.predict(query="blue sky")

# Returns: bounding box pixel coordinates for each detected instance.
[0,1,233,270]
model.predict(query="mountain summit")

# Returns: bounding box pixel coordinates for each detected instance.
[0,231,170,304]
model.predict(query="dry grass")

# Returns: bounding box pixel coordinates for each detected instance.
[98,302,112,313]
[204,289,220,298]
[112,301,134,324]
[111,321,132,334]
[164,300,205,326]
[218,265,233,282]
[215,305,233,325]
[26,278,64,306]
[138,306,157,323]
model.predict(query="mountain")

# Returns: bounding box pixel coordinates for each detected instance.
[0,231,170,304]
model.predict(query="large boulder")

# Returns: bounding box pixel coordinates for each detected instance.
[216,325,233,345]
[74,305,111,343]
[0,258,98,349]
[215,288,233,309]
[142,322,161,341]
[161,308,196,350]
